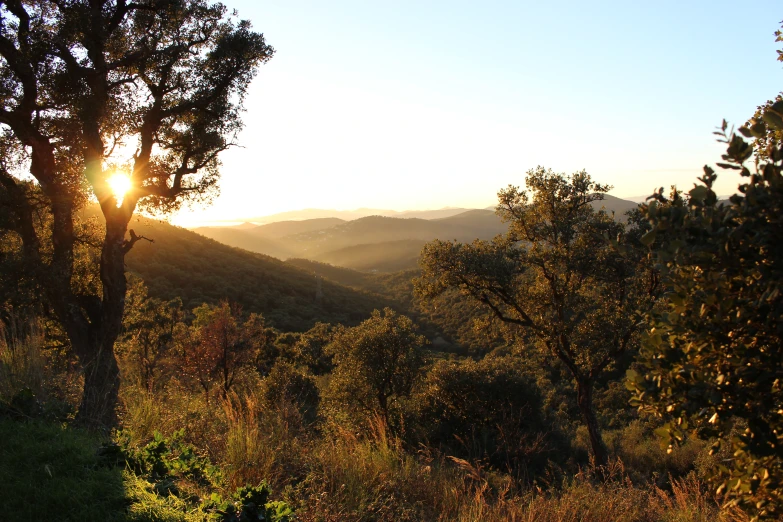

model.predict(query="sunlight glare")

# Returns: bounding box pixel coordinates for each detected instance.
[107,173,132,207]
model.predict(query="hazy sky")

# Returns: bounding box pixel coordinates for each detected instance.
[172,1,783,226]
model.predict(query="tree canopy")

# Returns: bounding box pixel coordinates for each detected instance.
[629,116,783,518]
[0,0,273,426]
[417,167,658,466]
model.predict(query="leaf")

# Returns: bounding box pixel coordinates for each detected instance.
[738,126,753,138]
[750,122,767,137]
[640,230,656,247]
[689,185,710,202]
[654,426,671,439]
[762,110,783,130]
[716,162,741,170]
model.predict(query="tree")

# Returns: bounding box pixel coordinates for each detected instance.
[288,322,335,375]
[183,301,257,403]
[326,308,426,429]
[0,0,273,426]
[416,168,658,466]
[117,278,183,392]
[628,115,783,518]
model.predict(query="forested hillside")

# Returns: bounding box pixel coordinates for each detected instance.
[194,196,640,272]
[124,216,391,331]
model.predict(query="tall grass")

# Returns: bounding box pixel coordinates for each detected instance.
[115,378,752,521]
[0,315,45,403]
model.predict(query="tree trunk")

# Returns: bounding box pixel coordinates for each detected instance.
[76,337,121,428]
[75,211,128,428]
[576,379,608,467]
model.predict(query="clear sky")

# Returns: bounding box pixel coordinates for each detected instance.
[171,0,783,226]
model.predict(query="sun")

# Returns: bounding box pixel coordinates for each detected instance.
[107,173,132,206]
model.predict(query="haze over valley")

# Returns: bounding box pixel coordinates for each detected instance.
[191,194,640,272]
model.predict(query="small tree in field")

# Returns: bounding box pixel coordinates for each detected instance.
[118,279,183,392]
[183,301,258,403]
[417,168,659,466]
[0,0,273,426]
[326,308,426,429]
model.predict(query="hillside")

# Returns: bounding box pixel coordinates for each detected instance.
[190,226,293,259]
[314,239,426,272]
[190,196,641,273]
[124,216,391,331]
[589,194,640,220]
[253,217,345,238]
[193,218,345,258]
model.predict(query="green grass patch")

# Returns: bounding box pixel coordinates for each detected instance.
[0,417,127,522]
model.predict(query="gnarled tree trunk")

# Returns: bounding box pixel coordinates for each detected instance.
[576,378,608,467]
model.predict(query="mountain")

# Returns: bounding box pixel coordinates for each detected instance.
[589,194,640,219]
[192,218,346,259]
[313,240,426,272]
[189,196,641,273]
[233,222,262,230]
[240,207,474,224]
[190,226,293,260]
[123,216,391,331]
[435,209,505,234]
[252,217,345,238]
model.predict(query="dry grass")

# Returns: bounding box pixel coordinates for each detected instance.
[0,316,45,402]
[118,382,753,522]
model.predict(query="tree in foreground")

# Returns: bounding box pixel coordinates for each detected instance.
[0,1,273,426]
[326,308,426,430]
[628,113,783,518]
[416,168,659,466]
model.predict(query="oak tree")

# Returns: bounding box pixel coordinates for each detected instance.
[326,308,426,429]
[183,301,258,403]
[0,0,273,426]
[417,168,659,466]
[629,116,783,519]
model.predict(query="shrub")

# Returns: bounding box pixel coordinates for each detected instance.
[412,355,554,479]
[261,361,320,425]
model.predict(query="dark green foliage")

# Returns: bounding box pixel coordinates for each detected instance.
[630,117,783,518]
[261,361,321,425]
[100,429,218,492]
[285,322,335,375]
[201,483,293,522]
[326,308,427,428]
[119,278,184,391]
[413,356,555,477]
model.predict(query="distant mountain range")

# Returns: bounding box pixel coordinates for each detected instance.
[192,194,641,273]
[233,207,474,224]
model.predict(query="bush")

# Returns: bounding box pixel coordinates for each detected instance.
[261,361,320,425]
[413,355,555,479]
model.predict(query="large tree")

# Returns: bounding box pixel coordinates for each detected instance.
[629,121,783,519]
[0,0,273,426]
[416,168,659,466]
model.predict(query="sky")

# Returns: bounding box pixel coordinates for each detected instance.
[171,0,783,226]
